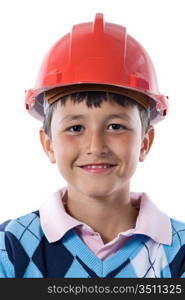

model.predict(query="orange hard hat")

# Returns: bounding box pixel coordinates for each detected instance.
[25,13,168,124]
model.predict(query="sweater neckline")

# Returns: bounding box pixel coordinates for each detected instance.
[62,228,149,277]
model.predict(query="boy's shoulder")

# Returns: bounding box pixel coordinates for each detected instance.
[0,210,43,241]
[161,217,185,278]
[163,217,185,258]
[0,211,44,278]
[170,217,185,236]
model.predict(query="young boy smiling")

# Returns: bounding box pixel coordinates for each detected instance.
[40,92,153,245]
[0,14,185,278]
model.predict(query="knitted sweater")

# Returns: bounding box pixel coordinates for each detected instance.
[0,211,185,278]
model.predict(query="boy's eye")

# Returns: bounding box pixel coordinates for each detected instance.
[108,124,126,130]
[67,125,83,132]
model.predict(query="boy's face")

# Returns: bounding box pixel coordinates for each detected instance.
[40,97,154,198]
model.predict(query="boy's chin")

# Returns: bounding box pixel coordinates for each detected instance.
[77,186,120,199]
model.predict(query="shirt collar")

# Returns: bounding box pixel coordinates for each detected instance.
[129,192,172,245]
[39,187,172,245]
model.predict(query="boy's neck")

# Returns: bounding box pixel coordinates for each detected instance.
[65,186,139,244]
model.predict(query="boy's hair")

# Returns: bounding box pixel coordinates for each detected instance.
[43,91,150,139]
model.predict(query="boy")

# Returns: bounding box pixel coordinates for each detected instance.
[0,13,185,278]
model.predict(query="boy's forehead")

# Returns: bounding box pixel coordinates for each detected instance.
[52,97,140,124]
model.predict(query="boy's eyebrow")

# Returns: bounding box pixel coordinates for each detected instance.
[60,113,131,123]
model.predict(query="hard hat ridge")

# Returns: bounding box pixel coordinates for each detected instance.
[92,12,105,34]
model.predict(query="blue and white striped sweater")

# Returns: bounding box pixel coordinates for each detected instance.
[0,211,185,278]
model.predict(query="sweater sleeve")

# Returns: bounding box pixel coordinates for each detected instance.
[0,250,15,278]
[0,223,15,278]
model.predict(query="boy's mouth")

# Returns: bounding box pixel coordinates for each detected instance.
[79,164,116,168]
[78,163,117,174]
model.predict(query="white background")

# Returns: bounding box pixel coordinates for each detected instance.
[0,0,184,223]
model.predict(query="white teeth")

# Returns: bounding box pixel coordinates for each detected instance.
[86,165,111,169]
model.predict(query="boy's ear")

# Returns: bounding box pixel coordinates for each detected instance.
[39,127,56,163]
[139,126,155,162]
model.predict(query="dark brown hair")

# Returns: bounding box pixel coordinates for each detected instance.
[43,91,150,139]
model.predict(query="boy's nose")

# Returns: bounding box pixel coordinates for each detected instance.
[85,131,109,155]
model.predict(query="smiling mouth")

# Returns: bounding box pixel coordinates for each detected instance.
[80,164,116,168]
[78,164,117,174]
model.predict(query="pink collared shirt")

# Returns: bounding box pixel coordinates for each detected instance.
[39,187,172,261]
